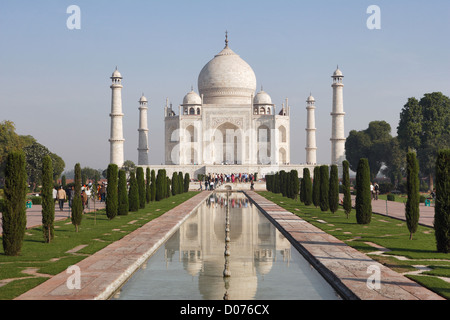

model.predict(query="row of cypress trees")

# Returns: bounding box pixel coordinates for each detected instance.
[105,166,191,220]
[265,170,300,199]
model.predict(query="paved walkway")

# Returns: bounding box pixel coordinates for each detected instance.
[1,200,106,234]
[245,191,444,300]
[15,192,212,300]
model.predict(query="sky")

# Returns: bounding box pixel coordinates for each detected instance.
[1,0,449,173]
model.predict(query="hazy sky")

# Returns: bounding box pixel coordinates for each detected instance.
[1,0,449,173]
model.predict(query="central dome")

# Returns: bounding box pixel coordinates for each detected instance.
[198,44,257,105]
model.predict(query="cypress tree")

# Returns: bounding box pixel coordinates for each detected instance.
[355,158,372,224]
[172,172,178,196]
[290,170,299,200]
[136,167,146,209]
[118,170,129,216]
[405,152,420,240]
[274,172,280,194]
[178,172,184,194]
[106,164,118,220]
[150,169,156,201]
[166,177,171,197]
[303,168,313,206]
[312,166,321,208]
[41,155,55,243]
[434,149,450,253]
[300,177,305,203]
[145,167,151,204]
[319,165,329,212]
[128,171,139,212]
[155,169,164,201]
[329,165,339,214]
[184,173,190,193]
[342,160,352,219]
[2,151,27,256]
[72,163,83,231]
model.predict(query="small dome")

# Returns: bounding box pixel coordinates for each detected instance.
[183,90,202,105]
[307,94,315,102]
[254,90,273,105]
[112,68,122,78]
[333,67,343,77]
[139,95,147,103]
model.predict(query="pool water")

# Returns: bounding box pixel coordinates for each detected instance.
[112,192,341,300]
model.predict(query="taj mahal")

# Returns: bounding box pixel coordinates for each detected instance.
[108,34,346,179]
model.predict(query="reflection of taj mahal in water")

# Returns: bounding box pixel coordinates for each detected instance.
[165,192,292,300]
[109,33,346,178]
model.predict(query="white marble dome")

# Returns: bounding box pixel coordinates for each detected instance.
[112,68,122,78]
[198,45,257,104]
[183,90,202,105]
[254,90,273,105]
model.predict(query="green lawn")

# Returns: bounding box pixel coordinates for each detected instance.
[258,191,450,300]
[0,192,199,300]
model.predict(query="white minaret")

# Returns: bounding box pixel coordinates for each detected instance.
[306,94,317,165]
[331,66,346,166]
[109,67,125,168]
[138,94,149,165]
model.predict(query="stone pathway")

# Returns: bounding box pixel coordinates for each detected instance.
[245,191,445,300]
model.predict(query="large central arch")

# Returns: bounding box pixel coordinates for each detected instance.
[212,122,243,165]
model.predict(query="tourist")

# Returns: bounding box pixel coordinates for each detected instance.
[81,189,88,212]
[68,186,75,209]
[374,182,379,200]
[53,187,58,204]
[56,186,67,211]
[370,183,374,200]
[85,186,91,209]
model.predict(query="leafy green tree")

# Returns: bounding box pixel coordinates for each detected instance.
[405,152,420,240]
[319,165,329,212]
[122,160,136,173]
[342,160,352,218]
[355,158,372,224]
[118,170,129,216]
[303,168,313,206]
[398,92,450,190]
[136,167,146,209]
[72,163,83,231]
[41,155,55,243]
[329,165,339,214]
[2,151,27,256]
[106,164,118,220]
[434,149,450,253]
[128,171,139,212]
[150,169,156,201]
[346,121,393,181]
[380,137,406,187]
[312,166,321,208]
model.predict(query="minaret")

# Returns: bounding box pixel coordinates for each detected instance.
[331,66,346,166]
[306,94,317,165]
[138,94,149,165]
[109,67,125,168]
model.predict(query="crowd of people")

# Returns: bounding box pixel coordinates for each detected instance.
[52,182,107,213]
[199,173,257,191]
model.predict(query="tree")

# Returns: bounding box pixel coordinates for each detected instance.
[342,160,352,219]
[434,149,450,253]
[405,152,420,240]
[303,168,313,206]
[122,160,136,173]
[300,177,305,203]
[2,151,27,256]
[355,158,372,224]
[178,172,184,194]
[71,163,83,232]
[312,166,321,208]
[346,121,393,181]
[106,164,118,220]
[145,167,151,204]
[150,169,156,201]
[184,173,190,193]
[319,165,329,212]
[380,137,406,187]
[118,170,129,216]
[41,155,55,243]
[172,172,179,196]
[155,169,165,201]
[329,165,339,214]
[398,93,450,190]
[136,167,146,209]
[128,171,139,212]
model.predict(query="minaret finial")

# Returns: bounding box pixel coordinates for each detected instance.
[225,30,229,47]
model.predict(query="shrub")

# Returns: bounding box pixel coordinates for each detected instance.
[2,151,27,256]
[184,173,190,193]
[150,169,156,201]
[106,164,118,220]
[342,160,352,218]
[329,165,339,214]
[355,158,372,224]
[41,155,54,243]
[405,152,420,240]
[71,163,83,231]
[145,167,151,204]
[312,167,321,208]
[387,194,396,201]
[434,149,450,253]
[303,168,312,206]
[319,165,329,212]
[128,171,139,212]
[419,195,426,203]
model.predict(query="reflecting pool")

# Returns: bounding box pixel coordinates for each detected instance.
[112,192,341,300]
